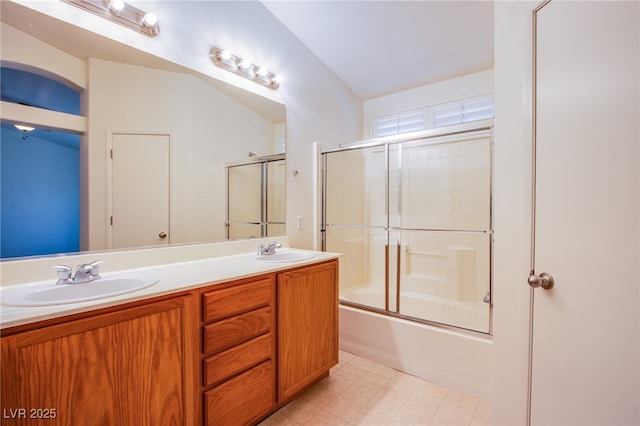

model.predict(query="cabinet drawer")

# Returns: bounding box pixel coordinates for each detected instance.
[204,360,274,426]
[203,333,272,387]
[203,277,273,323]
[203,306,272,356]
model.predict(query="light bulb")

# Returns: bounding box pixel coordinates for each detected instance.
[219,50,232,61]
[238,58,252,70]
[109,0,125,12]
[257,67,269,77]
[142,12,158,27]
[14,124,35,132]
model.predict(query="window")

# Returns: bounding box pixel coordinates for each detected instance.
[372,94,494,138]
[374,111,425,137]
[433,94,494,128]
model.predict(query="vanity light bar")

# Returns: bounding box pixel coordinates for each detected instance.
[209,47,280,90]
[61,0,160,37]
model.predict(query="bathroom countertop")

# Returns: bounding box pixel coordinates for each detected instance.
[0,248,339,330]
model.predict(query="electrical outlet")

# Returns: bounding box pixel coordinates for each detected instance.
[296,215,303,230]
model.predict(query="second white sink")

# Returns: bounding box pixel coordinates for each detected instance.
[1,273,159,307]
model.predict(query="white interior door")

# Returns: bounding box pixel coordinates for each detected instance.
[531,2,639,424]
[111,133,170,249]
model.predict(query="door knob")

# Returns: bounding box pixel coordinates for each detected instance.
[159,232,167,239]
[528,272,554,290]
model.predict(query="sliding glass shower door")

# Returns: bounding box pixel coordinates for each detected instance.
[322,129,492,333]
[324,145,389,310]
[226,156,285,239]
[266,159,286,236]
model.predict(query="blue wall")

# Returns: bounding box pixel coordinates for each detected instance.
[1,125,80,258]
[1,67,80,114]
[1,66,82,258]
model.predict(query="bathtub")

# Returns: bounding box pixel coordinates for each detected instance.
[339,290,493,399]
[341,285,490,333]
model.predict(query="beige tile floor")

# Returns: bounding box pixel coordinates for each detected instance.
[260,350,492,426]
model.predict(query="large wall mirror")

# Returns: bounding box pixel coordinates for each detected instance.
[0,2,286,259]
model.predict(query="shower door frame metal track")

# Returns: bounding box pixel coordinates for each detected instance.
[321,121,495,335]
[225,154,285,239]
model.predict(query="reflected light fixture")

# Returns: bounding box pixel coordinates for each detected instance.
[210,47,280,90]
[14,124,35,141]
[61,0,160,37]
[14,124,35,132]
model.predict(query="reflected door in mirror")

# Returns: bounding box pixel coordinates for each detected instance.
[111,134,169,249]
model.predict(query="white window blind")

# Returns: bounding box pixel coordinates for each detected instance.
[373,111,425,137]
[372,93,494,138]
[433,95,494,128]
[398,111,425,134]
[375,116,402,137]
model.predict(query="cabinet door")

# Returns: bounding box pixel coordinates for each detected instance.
[277,260,339,401]
[204,360,274,426]
[1,296,195,426]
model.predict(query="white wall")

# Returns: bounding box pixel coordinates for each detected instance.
[0,22,86,134]
[0,22,85,91]
[492,2,538,425]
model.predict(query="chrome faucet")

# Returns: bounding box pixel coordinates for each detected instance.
[257,241,282,256]
[51,261,103,285]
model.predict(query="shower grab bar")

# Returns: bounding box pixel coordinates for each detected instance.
[323,223,491,234]
[384,243,390,312]
[387,227,491,233]
[396,241,402,313]
[323,223,388,229]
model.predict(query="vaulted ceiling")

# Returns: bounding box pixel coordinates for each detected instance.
[1,0,494,103]
[262,1,494,100]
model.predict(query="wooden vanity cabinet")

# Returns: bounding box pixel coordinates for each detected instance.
[200,260,339,422]
[0,256,339,426]
[277,260,339,402]
[200,275,276,426]
[0,295,196,426]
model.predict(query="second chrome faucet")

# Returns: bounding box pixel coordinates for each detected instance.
[51,260,103,285]
[257,242,282,256]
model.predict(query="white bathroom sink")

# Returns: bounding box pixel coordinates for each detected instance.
[255,249,316,263]
[1,273,159,307]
